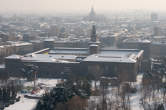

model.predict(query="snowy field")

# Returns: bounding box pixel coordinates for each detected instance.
[5,96,38,110]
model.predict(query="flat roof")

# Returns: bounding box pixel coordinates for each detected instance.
[49,48,89,55]
[83,49,143,63]
[6,54,78,63]
[6,54,21,59]
[6,49,143,64]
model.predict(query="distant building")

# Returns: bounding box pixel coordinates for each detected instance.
[84,7,96,21]
[120,37,166,58]
[120,38,151,59]
[151,13,158,22]
[118,38,151,72]
[0,42,33,63]
[44,39,55,49]
[150,13,160,36]
[83,7,106,22]
[151,40,166,57]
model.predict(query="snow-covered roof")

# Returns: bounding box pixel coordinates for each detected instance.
[6,54,21,59]
[49,48,89,55]
[44,38,54,42]
[6,54,78,63]
[83,50,143,63]
[90,44,99,47]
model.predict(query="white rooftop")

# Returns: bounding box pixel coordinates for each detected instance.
[6,54,78,63]
[49,48,89,55]
[6,49,143,64]
[84,50,143,63]
[6,54,21,59]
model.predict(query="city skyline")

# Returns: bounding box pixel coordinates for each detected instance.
[0,0,166,14]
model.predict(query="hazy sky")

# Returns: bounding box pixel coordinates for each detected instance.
[0,0,166,14]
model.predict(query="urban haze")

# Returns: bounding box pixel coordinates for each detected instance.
[0,0,165,110]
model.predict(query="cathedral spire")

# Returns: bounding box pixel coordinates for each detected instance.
[89,6,96,17]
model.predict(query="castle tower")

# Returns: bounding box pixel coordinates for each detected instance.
[91,25,97,42]
[89,25,100,54]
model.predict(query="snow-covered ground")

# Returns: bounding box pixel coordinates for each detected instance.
[4,78,60,110]
[24,78,60,88]
[130,92,143,110]
[130,74,144,110]
[4,75,148,110]
[5,95,38,110]
[89,74,145,110]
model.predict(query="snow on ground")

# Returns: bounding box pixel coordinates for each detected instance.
[130,92,144,110]
[90,74,144,110]
[5,95,38,110]
[4,78,61,110]
[130,74,143,110]
[4,75,145,110]
[24,78,60,88]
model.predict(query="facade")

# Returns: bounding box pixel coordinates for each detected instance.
[118,38,151,72]
[5,25,144,82]
[120,39,151,59]
[83,49,143,82]
[119,37,166,58]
